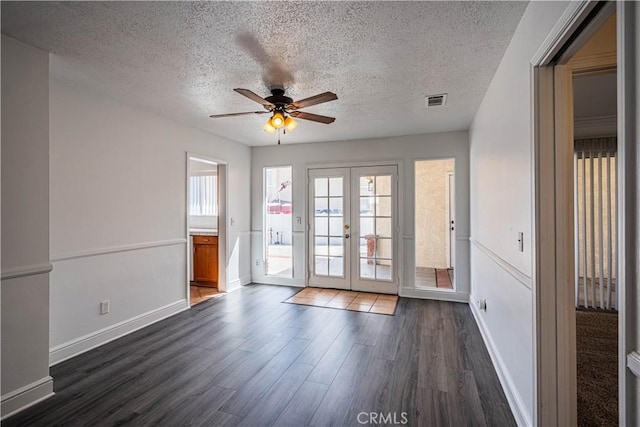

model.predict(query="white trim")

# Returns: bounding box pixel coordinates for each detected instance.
[253,276,305,287]
[253,280,305,288]
[1,262,53,280]
[470,302,531,427]
[1,376,54,420]
[627,352,640,378]
[51,238,186,262]
[227,274,252,291]
[400,288,468,303]
[531,1,595,66]
[456,235,470,242]
[49,299,188,366]
[470,238,532,289]
[445,171,454,269]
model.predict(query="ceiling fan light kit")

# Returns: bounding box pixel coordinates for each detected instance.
[270,111,285,128]
[210,87,337,144]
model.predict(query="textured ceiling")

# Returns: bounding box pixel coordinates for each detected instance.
[1,1,529,146]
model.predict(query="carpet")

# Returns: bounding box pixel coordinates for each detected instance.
[576,309,618,427]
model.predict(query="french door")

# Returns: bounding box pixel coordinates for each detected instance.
[308,165,398,294]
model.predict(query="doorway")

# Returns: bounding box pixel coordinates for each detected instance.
[414,159,456,290]
[186,155,227,306]
[532,2,632,425]
[308,165,398,294]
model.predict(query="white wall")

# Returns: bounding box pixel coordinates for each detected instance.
[468,1,570,425]
[250,132,470,302]
[1,36,53,417]
[48,77,251,363]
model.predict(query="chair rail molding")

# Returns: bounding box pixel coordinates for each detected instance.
[51,238,187,262]
[1,262,53,281]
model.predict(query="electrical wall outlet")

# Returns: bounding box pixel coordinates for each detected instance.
[100,300,110,315]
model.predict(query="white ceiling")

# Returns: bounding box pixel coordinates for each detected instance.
[1,1,529,146]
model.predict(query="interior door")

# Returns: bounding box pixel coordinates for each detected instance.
[308,165,398,294]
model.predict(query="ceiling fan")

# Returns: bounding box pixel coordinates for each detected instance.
[209,87,338,138]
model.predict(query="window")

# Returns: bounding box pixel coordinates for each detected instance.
[264,166,293,277]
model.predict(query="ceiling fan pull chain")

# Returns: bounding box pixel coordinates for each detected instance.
[278,128,281,145]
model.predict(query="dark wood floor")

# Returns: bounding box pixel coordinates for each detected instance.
[5,284,515,427]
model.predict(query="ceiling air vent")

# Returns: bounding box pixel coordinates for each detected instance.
[425,93,447,108]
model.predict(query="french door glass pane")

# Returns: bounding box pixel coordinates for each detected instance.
[376,218,392,237]
[377,196,392,217]
[329,178,343,196]
[360,258,375,279]
[329,217,343,236]
[329,197,343,215]
[360,217,375,236]
[376,176,392,195]
[376,259,393,280]
[315,178,328,197]
[360,197,375,216]
[315,256,328,276]
[315,217,328,235]
[329,257,344,276]
[315,197,328,214]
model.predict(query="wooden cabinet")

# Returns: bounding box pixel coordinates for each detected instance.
[193,235,218,285]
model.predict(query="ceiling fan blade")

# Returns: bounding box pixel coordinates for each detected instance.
[233,88,275,109]
[286,92,338,110]
[209,111,269,118]
[289,111,336,124]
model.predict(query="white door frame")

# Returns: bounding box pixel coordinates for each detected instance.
[531,1,636,425]
[186,153,229,305]
[445,172,455,269]
[306,161,401,293]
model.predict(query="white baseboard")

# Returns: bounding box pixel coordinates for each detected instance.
[49,299,188,366]
[240,274,252,286]
[400,287,469,303]
[1,376,54,420]
[251,276,306,287]
[470,302,531,426]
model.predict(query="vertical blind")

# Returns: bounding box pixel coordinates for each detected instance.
[189,175,217,216]
[574,137,617,310]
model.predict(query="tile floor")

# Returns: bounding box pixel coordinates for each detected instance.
[190,284,223,306]
[284,287,398,315]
